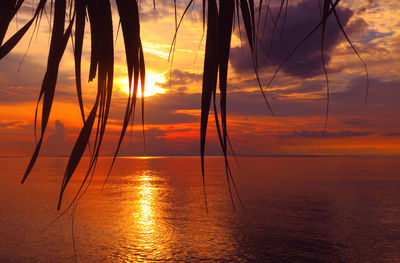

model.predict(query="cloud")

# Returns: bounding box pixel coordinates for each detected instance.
[103,127,200,156]
[0,53,45,87]
[271,79,327,95]
[230,0,357,78]
[162,69,202,87]
[345,17,369,37]
[43,120,67,156]
[106,69,203,126]
[109,88,201,125]
[138,0,202,23]
[332,77,400,114]
[340,117,372,128]
[0,120,28,129]
[0,53,76,103]
[382,132,400,137]
[283,129,372,138]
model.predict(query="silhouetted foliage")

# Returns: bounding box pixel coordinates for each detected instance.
[0,0,367,211]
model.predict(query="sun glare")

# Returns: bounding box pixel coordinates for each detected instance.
[117,71,166,98]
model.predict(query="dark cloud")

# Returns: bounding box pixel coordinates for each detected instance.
[340,118,372,128]
[111,87,317,127]
[108,73,400,137]
[226,90,323,117]
[138,0,202,23]
[283,129,372,138]
[0,85,41,103]
[262,76,400,120]
[0,53,45,87]
[272,79,327,95]
[139,6,173,22]
[164,69,203,86]
[0,53,75,103]
[382,132,400,137]
[0,84,79,104]
[230,0,355,78]
[160,69,202,88]
[333,77,400,110]
[345,18,368,38]
[0,120,28,129]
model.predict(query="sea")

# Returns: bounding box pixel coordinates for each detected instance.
[1,156,400,262]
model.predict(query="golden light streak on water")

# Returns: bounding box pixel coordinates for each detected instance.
[134,172,155,236]
[124,168,174,261]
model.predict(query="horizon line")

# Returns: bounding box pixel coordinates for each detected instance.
[1,154,400,159]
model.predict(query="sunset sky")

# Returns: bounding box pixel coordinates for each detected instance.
[1,0,400,157]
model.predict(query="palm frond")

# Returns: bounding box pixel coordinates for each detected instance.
[0,0,369,211]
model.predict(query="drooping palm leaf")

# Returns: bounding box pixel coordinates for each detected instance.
[58,0,115,210]
[328,0,369,105]
[103,0,144,188]
[218,0,236,207]
[240,0,274,114]
[200,0,219,213]
[0,0,369,211]
[321,0,331,135]
[22,0,74,183]
[0,0,25,45]
[0,0,47,59]
[73,0,87,123]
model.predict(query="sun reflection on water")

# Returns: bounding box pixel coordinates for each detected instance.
[126,168,174,260]
[134,173,155,235]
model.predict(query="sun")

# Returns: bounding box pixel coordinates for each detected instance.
[116,70,166,98]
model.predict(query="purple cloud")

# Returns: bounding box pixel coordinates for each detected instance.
[230,0,357,78]
[283,129,372,138]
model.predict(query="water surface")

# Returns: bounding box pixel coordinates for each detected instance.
[1,156,400,262]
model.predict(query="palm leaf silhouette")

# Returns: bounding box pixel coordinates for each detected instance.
[0,0,367,210]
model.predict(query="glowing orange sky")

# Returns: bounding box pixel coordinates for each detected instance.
[0,0,400,157]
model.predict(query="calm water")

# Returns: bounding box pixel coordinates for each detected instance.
[1,156,400,262]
